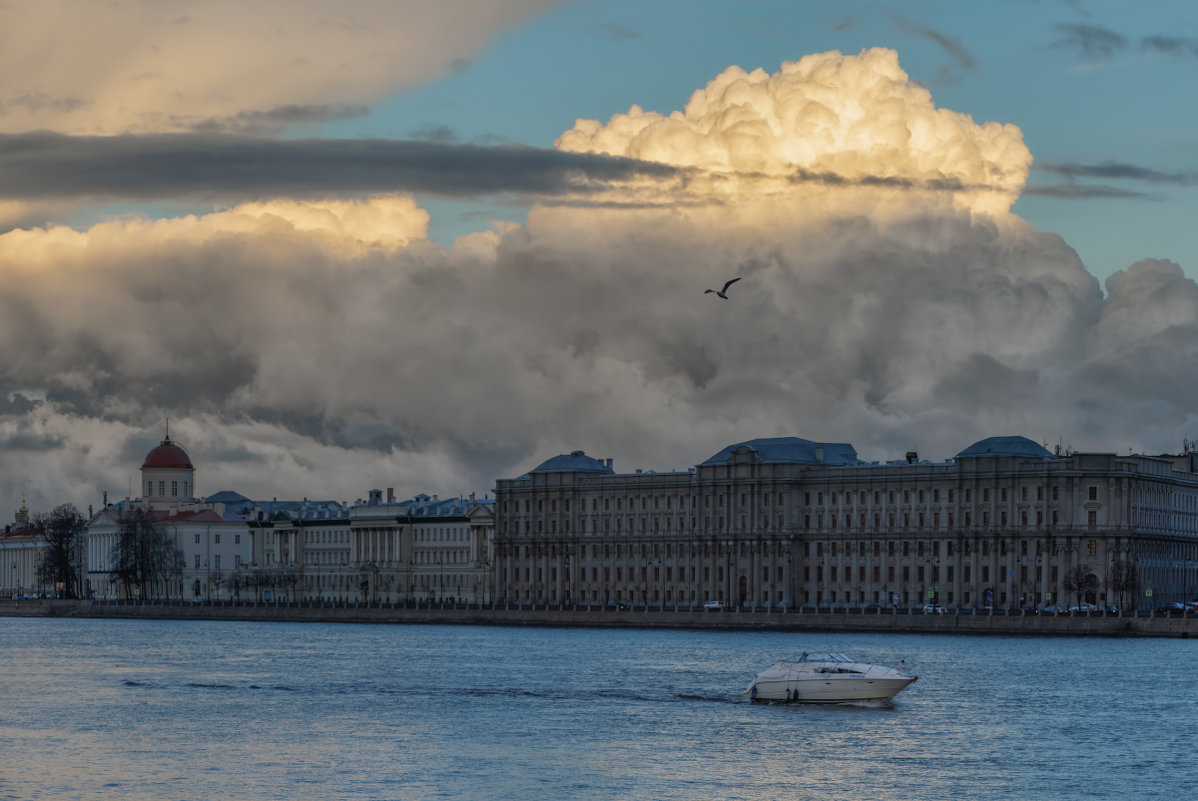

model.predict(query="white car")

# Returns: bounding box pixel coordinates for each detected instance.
[922,603,946,614]
[703,600,724,610]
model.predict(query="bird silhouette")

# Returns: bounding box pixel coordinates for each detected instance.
[704,277,742,299]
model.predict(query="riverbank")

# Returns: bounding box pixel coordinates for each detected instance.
[2,598,1193,637]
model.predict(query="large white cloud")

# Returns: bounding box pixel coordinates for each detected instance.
[1,49,1196,517]
[556,48,1031,218]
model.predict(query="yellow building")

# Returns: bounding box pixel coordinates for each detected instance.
[493,436,1198,611]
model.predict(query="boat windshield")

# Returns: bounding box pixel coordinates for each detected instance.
[797,652,851,663]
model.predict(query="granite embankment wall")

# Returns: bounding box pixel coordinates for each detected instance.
[1,599,1194,637]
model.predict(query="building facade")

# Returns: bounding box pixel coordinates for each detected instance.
[1,501,39,597]
[83,437,496,604]
[85,436,256,600]
[492,436,1198,610]
[252,489,495,604]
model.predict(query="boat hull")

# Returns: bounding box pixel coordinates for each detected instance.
[749,675,916,703]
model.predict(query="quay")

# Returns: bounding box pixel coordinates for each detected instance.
[2,599,1195,637]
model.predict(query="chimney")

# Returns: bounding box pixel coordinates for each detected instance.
[815,444,824,462]
[387,487,394,503]
[906,451,918,464]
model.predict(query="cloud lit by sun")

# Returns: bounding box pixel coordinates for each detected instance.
[556,49,1030,218]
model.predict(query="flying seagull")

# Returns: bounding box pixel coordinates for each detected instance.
[705,277,742,299]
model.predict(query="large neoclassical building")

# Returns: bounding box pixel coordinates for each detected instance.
[492,436,1198,610]
[84,436,495,603]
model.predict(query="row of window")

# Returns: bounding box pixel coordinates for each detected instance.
[191,554,241,570]
[193,533,241,545]
[146,480,189,498]
[503,484,1109,516]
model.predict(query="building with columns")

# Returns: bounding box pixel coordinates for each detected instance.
[1,500,39,597]
[492,436,1198,611]
[85,436,256,600]
[84,436,495,603]
[252,489,494,604]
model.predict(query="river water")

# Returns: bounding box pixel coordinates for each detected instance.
[0,618,1192,800]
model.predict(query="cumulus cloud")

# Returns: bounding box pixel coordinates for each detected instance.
[0,0,558,135]
[555,48,1030,217]
[2,48,1197,517]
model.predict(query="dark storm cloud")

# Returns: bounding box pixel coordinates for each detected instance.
[187,104,371,135]
[1049,23,1127,60]
[890,14,977,71]
[1038,161,1196,185]
[0,132,682,202]
[1022,184,1158,200]
[0,392,39,416]
[0,430,65,451]
[788,167,980,193]
[1141,36,1198,58]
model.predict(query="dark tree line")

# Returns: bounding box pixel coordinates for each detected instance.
[109,507,184,599]
[34,504,87,598]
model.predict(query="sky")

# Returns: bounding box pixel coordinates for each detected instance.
[2,0,1198,518]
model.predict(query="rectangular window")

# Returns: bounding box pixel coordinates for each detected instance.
[194,533,200,544]
[146,481,153,496]
[235,534,241,544]
[1088,486,1098,501]
[158,481,165,496]
[234,555,241,570]
[194,554,200,569]
[214,555,221,570]
[171,481,178,497]
[215,534,221,544]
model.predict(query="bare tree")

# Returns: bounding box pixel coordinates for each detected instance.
[34,504,87,599]
[1108,559,1139,611]
[1062,564,1099,609]
[110,507,184,600]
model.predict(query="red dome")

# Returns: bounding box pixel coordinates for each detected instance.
[142,437,193,469]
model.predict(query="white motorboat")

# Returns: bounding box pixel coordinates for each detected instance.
[745,651,917,704]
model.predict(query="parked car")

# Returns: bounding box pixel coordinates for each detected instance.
[703,600,724,610]
[1068,603,1099,613]
[922,603,946,614]
[607,601,630,611]
[1042,605,1067,614]
[1019,605,1039,615]
[1157,602,1187,615]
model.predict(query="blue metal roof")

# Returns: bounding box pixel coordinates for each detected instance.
[529,451,613,474]
[956,436,1053,459]
[701,437,860,466]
